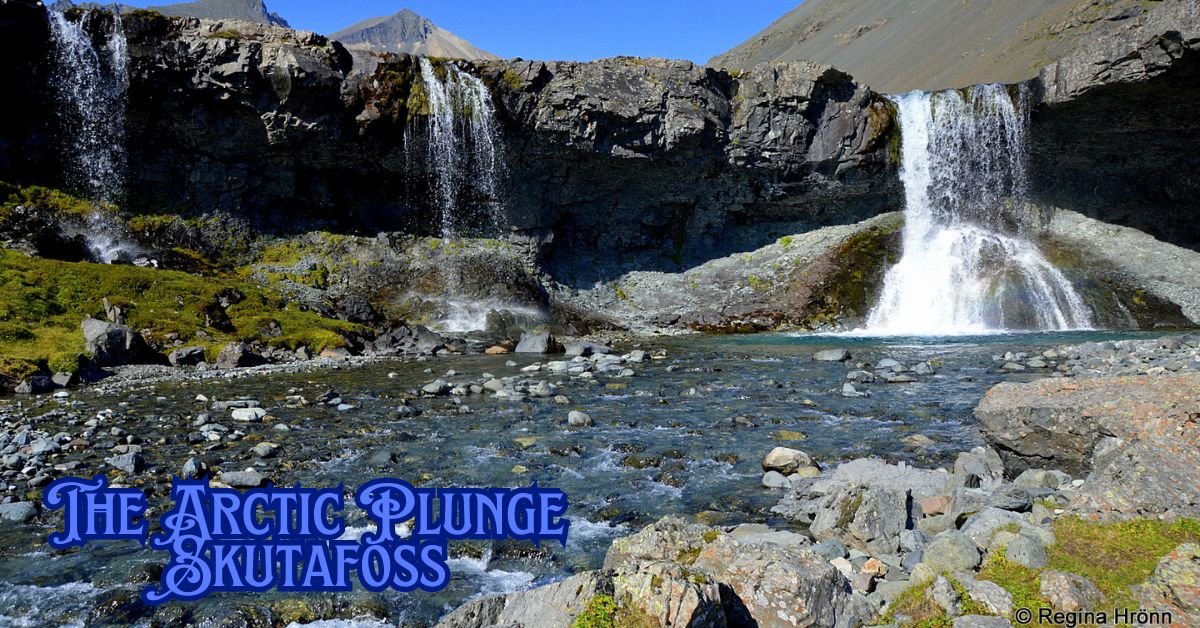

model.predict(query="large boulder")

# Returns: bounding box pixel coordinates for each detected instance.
[975,374,1200,517]
[81,318,160,367]
[434,571,606,628]
[1137,544,1200,623]
[214,342,267,369]
[514,332,564,354]
[808,484,911,555]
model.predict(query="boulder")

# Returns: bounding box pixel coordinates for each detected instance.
[813,349,851,362]
[1042,570,1105,612]
[692,534,876,628]
[809,484,910,555]
[762,446,813,475]
[434,571,605,628]
[81,318,159,367]
[514,333,564,354]
[168,346,206,366]
[214,343,266,369]
[976,374,1200,516]
[1137,544,1200,621]
[612,561,725,627]
[105,452,146,475]
[0,501,37,523]
[922,532,980,573]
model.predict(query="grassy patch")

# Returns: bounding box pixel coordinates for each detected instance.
[0,248,361,380]
[881,577,993,628]
[976,517,1200,614]
[1048,517,1200,610]
[573,594,618,628]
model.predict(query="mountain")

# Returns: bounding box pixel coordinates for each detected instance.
[144,0,288,27]
[50,0,289,26]
[330,9,497,60]
[709,0,1162,93]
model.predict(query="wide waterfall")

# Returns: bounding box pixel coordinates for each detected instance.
[862,85,1093,335]
[46,9,131,263]
[413,56,503,239]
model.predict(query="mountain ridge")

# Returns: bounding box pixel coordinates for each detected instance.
[710,0,1168,92]
[330,8,497,60]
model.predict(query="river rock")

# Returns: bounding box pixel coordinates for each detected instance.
[230,407,267,422]
[762,446,812,475]
[0,501,36,523]
[814,349,852,362]
[219,470,269,488]
[105,452,145,475]
[809,484,910,555]
[514,333,563,354]
[567,411,593,427]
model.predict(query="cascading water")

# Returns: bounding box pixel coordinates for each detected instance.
[862,85,1093,335]
[414,56,503,239]
[410,57,515,331]
[46,9,132,263]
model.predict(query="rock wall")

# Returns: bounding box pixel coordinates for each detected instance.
[1029,0,1200,250]
[0,2,903,276]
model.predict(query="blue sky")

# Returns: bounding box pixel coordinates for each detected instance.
[125,0,801,63]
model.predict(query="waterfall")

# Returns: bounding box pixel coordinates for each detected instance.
[862,85,1093,335]
[46,9,131,263]
[413,57,503,239]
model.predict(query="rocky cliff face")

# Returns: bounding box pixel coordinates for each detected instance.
[1028,0,1200,250]
[2,2,902,277]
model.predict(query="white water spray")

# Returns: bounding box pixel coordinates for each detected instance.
[46,9,132,263]
[863,85,1093,335]
[415,57,502,239]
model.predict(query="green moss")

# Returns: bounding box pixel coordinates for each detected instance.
[802,216,903,328]
[777,235,795,249]
[880,577,993,628]
[208,29,242,40]
[0,182,99,219]
[0,248,361,380]
[501,69,524,91]
[1047,517,1200,610]
[702,530,722,543]
[747,274,766,291]
[836,493,864,529]
[675,546,701,565]
[978,554,1048,614]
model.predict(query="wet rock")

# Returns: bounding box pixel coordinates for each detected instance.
[231,407,267,422]
[0,501,36,523]
[181,457,208,480]
[1137,544,1200,621]
[1042,570,1105,612]
[168,346,207,366]
[106,452,146,474]
[219,470,269,488]
[922,531,980,573]
[762,471,791,488]
[567,410,593,427]
[422,379,451,395]
[514,333,564,354]
[814,349,852,362]
[762,446,812,475]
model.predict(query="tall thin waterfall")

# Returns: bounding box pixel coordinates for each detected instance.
[863,85,1093,335]
[47,9,131,263]
[413,57,503,239]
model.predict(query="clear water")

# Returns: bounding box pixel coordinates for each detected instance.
[865,86,1094,335]
[0,330,1160,625]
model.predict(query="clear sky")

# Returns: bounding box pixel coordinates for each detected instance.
[122,0,802,63]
